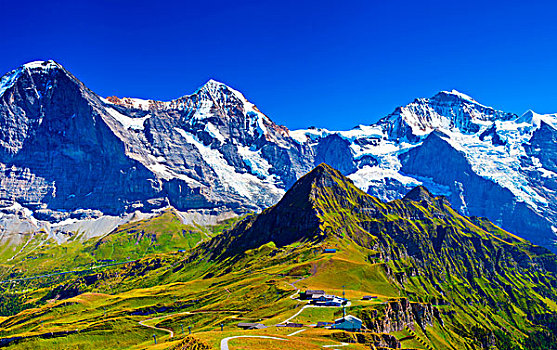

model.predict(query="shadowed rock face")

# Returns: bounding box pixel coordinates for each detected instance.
[1,60,557,252]
[360,298,442,334]
[400,132,553,248]
[0,61,161,214]
[0,61,319,217]
[314,134,356,175]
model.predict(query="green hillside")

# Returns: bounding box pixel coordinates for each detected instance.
[1,164,557,349]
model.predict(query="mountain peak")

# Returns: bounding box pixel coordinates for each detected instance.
[403,185,435,203]
[204,78,226,86]
[379,89,516,140]
[304,163,341,181]
[0,60,65,97]
[521,109,537,117]
[285,162,359,203]
[197,79,232,94]
[433,89,477,103]
[22,60,62,71]
[191,78,244,102]
[517,109,557,130]
[403,185,452,208]
[204,163,371,258]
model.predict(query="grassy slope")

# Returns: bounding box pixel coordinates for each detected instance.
[0,242,396,349]
[1,165,557,349]
[0,209,241,280]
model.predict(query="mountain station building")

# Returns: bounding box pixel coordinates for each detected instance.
[330,315,362,332]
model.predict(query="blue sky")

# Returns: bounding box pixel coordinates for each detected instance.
[2,0,557,130]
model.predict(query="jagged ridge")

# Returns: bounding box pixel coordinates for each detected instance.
[1,60,557,254]
[188,163,557,348]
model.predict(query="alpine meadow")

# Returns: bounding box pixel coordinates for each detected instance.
[3,2,557,348]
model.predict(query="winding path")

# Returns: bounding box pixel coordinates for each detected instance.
[322,342,349,348]
[137,309,244,340]
[220,335,287,350]
[281,264,318,323]
[287,328,306,337]
[281,304,311,324]
[138,315,174,338]
[280,301,352,324]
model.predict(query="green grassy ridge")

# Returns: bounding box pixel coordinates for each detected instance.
[0,209,240,282]
[87,209,214,262]
[2,164,557,348]
[0,244,322,348]
[0,210,242,326]
[0,231,541,349]
[186,163,557,348]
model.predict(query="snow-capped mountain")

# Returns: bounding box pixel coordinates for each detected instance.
[292,91,557,250]
[0,60,318,220]
[0,60,556,250]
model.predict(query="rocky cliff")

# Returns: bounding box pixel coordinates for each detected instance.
[360,298,442,333]
[0,61,314,221]
[196,163,557,349]
[2,60,557,251]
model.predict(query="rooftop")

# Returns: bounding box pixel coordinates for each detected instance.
[334,315,362,324]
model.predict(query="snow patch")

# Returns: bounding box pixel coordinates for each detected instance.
[237,145,273,178]
[441,126,548,208]
[204,122,226,143]
[289,128,331,144]
[106,107,151,131]
[22,60,60,70]
[441,89,477,103]
[0,68,23,97]
[175,127,283,200]
[349,166,420,192]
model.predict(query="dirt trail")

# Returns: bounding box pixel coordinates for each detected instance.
[220,335,287,350]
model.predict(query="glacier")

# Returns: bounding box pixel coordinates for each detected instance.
[0,60,556,251]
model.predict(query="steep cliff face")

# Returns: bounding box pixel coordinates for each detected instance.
[2,60,557,251]
[0,61,160,215]
[360,298,442,333]
[314,134,356,174]
[0,61,317,222]
[333,331,401,349]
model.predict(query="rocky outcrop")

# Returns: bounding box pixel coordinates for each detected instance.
[333,331,401,349]
[359,298,442,333]
[400,132,553,248]
[2,60,557,253]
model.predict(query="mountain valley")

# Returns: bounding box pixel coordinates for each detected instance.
[1,60,557,349]
[1,164,557,349]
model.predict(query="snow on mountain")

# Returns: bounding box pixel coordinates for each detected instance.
[290,91,557,249]
[518,109,557,130]
[1,60,557,250]
[443,89,477,102]
[99,78,296,211]
[376,90,517,141]
[0,67,23,97]
[105,107,151,130]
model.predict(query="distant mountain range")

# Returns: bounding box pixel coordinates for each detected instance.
[1,60,556,251]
